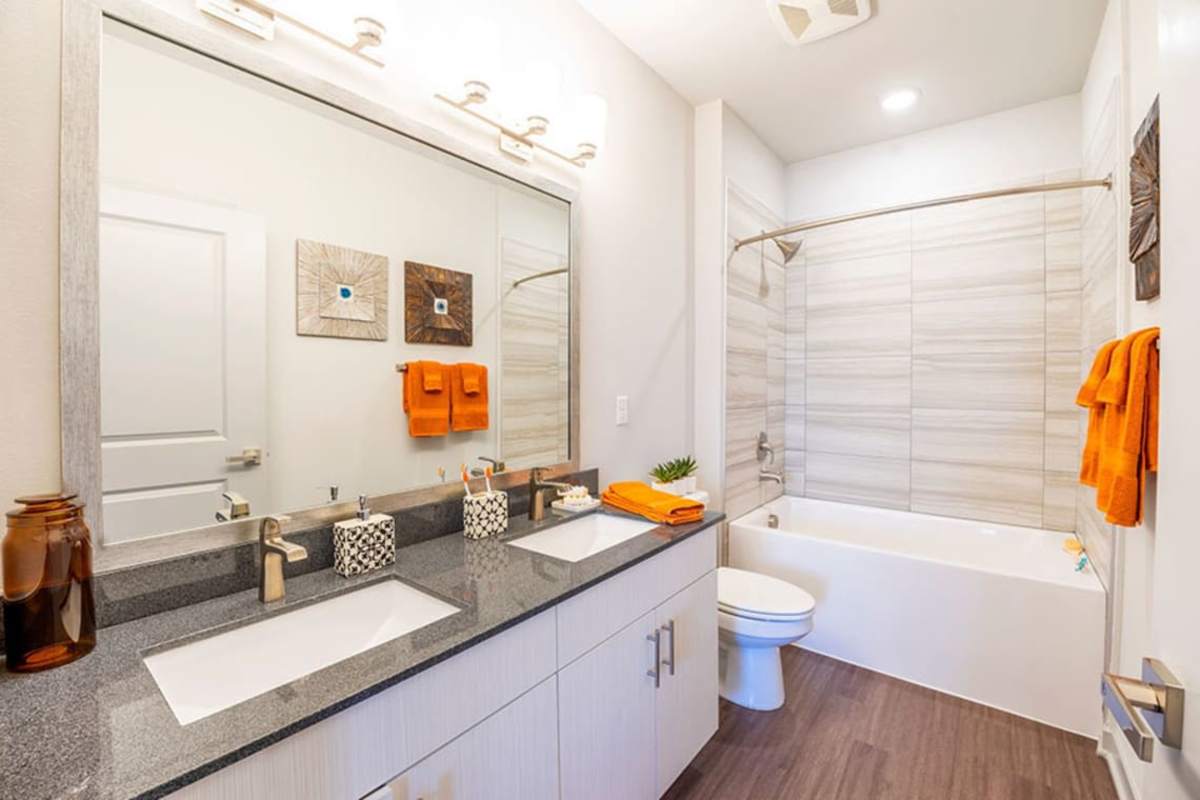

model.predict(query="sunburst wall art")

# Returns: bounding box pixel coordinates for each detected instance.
[1130,97,1160,301]
[404,261,473,346]
[296,239,389,341]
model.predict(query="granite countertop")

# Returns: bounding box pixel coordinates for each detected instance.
[0,509,722,800]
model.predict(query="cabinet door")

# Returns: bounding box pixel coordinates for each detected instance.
[654,571,718,796]
[385,677,559,800]
[558,609,659,800]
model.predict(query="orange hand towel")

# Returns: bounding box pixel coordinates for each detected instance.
[601,481,705,526]
[1076,340,1119,486]
[450,363,489,432]
[403,361,450,437]
[1095,328,1159,526]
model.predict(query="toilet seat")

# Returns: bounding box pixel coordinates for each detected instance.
[717,567,815,622]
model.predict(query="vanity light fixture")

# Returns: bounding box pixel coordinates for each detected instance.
[436,22,606,169]
[435,83,607,168]
[196,0,388,68]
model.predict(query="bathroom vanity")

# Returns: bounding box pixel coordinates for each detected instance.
[0,510,719,799]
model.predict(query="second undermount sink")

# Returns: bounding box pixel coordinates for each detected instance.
[507,512,660,563]
[144,579,459,725]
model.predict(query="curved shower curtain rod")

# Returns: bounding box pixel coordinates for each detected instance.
[734,174,1114,256]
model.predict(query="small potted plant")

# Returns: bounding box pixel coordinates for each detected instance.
[649,456,698,496]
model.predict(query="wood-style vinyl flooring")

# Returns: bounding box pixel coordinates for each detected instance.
[664,648,1118,800]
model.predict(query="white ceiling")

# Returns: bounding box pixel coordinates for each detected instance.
[575,0,1107,163]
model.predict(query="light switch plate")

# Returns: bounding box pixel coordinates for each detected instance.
[615,395,629,425]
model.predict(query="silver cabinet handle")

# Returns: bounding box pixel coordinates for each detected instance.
[226,447,263,466]
[646,629,661,688]
[661,620,676,676]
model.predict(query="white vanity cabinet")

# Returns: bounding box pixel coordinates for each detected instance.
[379,677,560,800]
[169,527,716,800]
[557,532,718,800]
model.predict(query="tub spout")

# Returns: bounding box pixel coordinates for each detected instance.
[759,468,785,486]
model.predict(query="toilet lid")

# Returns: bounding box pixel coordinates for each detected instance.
[717,567,815,620]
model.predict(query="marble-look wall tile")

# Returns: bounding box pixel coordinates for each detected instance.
[1076,485,1114,587]
[785,356,805,405]
[911,461,1044,527]
[724,457,764,521]
[806,303,911,358]
[807,356,911,408]
[913,353,1045,411]
[912,409,1043,469]
[1083,235,1118,349]
[1043,472,1077,531]
[807,408,910,460]
[1045,170,1083,234]
[1045,411,1081,473]
[1046,351,1082,413]
[785,404,805,452]
[1046,229,1083,293]
[805,452,910,510]
[1046,291,1082,353]
[784,449,805,496]
[912,236,1045,301]
[802,212,911,266]
[806,251,911,310]
[911,192,1044,250]
[726,404,765,469]
[913,293,1045,355]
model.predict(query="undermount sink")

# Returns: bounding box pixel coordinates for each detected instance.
[144,579,459,725]
[507,513,659,563]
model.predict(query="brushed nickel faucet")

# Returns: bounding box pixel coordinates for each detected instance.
[259,514,307,603]
[528,467,572,522]
[759,468,785,486]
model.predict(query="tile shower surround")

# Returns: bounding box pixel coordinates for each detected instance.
[727,171,1088,531]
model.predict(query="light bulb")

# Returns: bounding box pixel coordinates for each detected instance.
[517,60,562,122]
[457,16,500,88]
[881,88,921,113]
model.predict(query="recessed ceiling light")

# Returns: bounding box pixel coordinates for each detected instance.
[881,88,921,113]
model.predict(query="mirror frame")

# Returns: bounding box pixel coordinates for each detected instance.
[60,0,581,573]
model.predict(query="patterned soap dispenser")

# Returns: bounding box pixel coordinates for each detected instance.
[333,495,396,577]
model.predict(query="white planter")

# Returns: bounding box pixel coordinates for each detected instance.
[651,477,698,496]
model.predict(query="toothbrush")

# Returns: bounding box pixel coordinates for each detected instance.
[484,466,493,495]
[460,465,472,496]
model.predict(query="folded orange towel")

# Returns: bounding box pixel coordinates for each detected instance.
[601,481,705,526]
[450,363,488,432]
[1076,340,1119,487]
[403,361,449,437]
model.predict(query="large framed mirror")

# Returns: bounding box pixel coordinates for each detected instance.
[61,1,579,571]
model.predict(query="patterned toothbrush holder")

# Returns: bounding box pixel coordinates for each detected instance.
[463,491,508,539]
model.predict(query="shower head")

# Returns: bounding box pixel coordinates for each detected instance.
[773,237,803,265]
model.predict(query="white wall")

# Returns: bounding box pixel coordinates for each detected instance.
[0,0,696,509]
[0,2,62,508]
[786,95,1083,220]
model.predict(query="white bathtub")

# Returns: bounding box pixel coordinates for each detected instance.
[729,496,1106,736]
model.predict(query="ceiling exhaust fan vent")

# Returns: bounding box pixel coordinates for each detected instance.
[766,0,873,45]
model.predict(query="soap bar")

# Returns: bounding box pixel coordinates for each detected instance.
[333,514,396,577]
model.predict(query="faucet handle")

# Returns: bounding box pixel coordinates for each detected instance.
[260,514,292,537]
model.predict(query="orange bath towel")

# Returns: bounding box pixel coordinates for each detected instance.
[403,361,450,437]
[601,481,705,526]
[1076,340,1120,486]
[1076,328,1160,527]
[450,363,489,432]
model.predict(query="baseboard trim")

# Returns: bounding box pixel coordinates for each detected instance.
[1098,721,1138,800]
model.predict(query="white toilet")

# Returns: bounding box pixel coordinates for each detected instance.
[717,566,816,711]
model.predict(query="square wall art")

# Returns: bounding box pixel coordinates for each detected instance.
[404,261,473,346]
[296,239,389,341]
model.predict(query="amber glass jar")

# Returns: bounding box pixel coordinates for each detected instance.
[3,493,96,672]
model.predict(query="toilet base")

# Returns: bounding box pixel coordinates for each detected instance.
[718,638,785,711]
